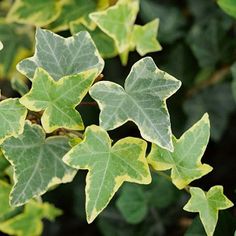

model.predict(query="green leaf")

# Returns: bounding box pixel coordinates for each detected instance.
[7,0,61,27]
[0,98,27,144]
[0,150,9,176]
[183,186,234,236]
[131,19,162,56]
[1,121,76,206]
[0,181,14,219]
[89,57,181,151]
[148,114,212,189]
[218,0,236,18]
[0,40,3,50]
[49,0,97,32]
[116,184,148,224]
[70,22,118,58]
[63,125,151,223]
[17,27,104,81]
[0,200,61,236]
[11,77,29,96]
[183,83,235,141]
[90,0,139,54]
[20,68,97,133]
[0,21,32,78]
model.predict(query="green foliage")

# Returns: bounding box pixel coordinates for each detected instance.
[0,0,235,235]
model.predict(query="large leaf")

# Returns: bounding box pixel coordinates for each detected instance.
[184,186,233,236]
[20,68,97,133]
[183,83,235,141]
[218,0,236,18]
[131,19,162,56]
[17,27,104,81]
[0,200,61,236]
[0,98,27,144]
[63,125,151,223]
[148,114,212,189]
[7,0,61,27]
[0,21,32,78]
[70,22,117,58]
[90,0,139,54]
[49,0,97,32]
[1,121,76,206]
[90,57,181,151]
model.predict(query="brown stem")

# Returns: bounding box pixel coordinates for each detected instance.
[79,101,98,106]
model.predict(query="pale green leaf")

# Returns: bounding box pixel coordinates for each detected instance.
[1,121,76,206]
[89,57,181,151]
[90,0,139,54]
[0,200,61,236]
[49,0,97,32]
[17,27,104,81]
[0,98,27,144]
[184,186,234,236]
[70,22,118,58]
[7,0,62,27]
[131,19,162,56]
[0,40,3,50]
[63,125,151,223]
[116,184,148,224]
[148,114,212,189]
[0,21,32,78]
[218,0,236,18]
[20,68,98,133]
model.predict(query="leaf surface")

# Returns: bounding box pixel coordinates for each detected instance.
[0,98,27,144]
[1,121,76,206]
[7,0,61,27]
[90,57,181,151]
[20,68,97,133]
[148,114,212,189]
[184,186,233,236]
[218,0,236,18]
[63,125,151,223]
[0,200,61,236]
[17,27,104,81]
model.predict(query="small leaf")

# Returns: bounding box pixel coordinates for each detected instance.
[218,0,236,18]
[0,200,61,236]
[184,186,234,236]
[90,57,181,151]
[63,125,151,223]
[11,77,29,96]
[116,184,148,224]
[17,27,104,81]
[49,0,97,32]
[7,0,62,27]
[20,68,97,133]
[90,0,139,54]
[148,114,212,189]
[1,121,76,206]
[70,22,118,58]
[0,40,3,50]
[131,19,162,56]
[0,98,27,144]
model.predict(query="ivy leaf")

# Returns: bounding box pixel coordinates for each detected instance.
[49,0,97,32]
[0,21,32,78]
[20,68,97,133]
[0,150,9,176]
[0,98,27,144]
[1,121,76,206]
[90,0,139,54]
[11,77,29,96]
[7,0,61,27]
[63,125,151,223]
[183,186,234,236]
[70,22,118,58]
[0,200,61,236]
[0,40,3,50]
[89,57,181,151]
[218,0,236,18]
[147,113,212,189]
[131,19,162,56]
[17,27,104,81]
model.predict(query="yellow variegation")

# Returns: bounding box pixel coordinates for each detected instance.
[148,114,212,189]
[63,125,151,223]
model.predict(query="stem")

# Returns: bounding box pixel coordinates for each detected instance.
[79,101,98,106]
